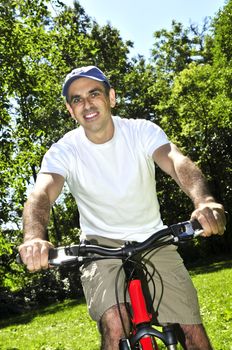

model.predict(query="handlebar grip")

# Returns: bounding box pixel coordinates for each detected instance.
[16,248,75,267]
[16,250,57,265]
[48,248,59,260]
[191,219,203,231]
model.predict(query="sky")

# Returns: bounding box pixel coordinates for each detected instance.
[61,0,227,58]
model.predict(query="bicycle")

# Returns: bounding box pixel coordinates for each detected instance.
[45,219,203,350]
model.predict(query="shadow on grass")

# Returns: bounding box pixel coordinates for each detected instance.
[188,258,232,276]
[1,259,231,330]
[0,298,85,329]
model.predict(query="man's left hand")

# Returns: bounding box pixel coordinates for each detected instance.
[191,202,226,237]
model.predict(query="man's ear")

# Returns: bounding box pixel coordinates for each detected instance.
[66,102,75,119]
[109,88,116,108]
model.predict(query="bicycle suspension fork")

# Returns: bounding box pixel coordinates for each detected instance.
[119,259,178,350]
[119,259,158,350]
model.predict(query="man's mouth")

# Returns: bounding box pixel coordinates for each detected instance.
[84,112,99,121]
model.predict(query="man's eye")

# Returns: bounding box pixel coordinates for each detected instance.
[72,97,82,104]
[91,91,100,97]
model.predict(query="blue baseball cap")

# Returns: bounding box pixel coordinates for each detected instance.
[62,65,111,98]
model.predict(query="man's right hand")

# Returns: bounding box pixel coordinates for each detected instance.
[18,239,54,272]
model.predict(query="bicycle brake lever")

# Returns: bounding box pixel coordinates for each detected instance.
[48,247,80,266]
[171,221,203,241]
[190,219,204,237]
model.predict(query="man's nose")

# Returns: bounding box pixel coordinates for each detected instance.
[83,96,93,109]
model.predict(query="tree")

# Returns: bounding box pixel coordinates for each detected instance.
[212,0,232,66]
[152,19,213,75]
[148,4,232,254]
[0,0,133,231]
[0,0,135,294]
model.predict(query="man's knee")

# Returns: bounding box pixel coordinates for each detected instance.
[179,324,213,350]
[99,304,130,340]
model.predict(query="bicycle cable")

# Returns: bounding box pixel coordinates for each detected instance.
[115,255,132,338]
[114,247,165,338]
[140,241,172,317]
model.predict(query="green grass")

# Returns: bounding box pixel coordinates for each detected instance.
[0,260,231,350]
[0,299,100,350]
[190,260,232,350]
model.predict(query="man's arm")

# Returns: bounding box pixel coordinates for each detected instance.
[19,173,65,271]
[153,143,226,236]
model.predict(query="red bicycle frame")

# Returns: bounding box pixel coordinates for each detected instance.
[129,279,158,349]
[119,259,178,349]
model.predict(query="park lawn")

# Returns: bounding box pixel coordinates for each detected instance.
[0,260,231,350]
[0,299,100,350]
[190,261,232,350]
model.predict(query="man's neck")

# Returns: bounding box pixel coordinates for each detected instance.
[85,117,115,144]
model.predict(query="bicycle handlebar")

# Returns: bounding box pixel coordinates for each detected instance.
[46,220,203,266]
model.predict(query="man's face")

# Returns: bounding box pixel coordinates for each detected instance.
[66,77,116,143]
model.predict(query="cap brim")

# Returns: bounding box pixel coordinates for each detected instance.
[62,74,110,97]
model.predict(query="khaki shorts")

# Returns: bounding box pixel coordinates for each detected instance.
[80,236,202,325]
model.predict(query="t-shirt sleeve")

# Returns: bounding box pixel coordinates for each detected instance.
[39,142,72,180]
[137,120,170,156]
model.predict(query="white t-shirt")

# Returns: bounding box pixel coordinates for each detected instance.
[40,116,170,242]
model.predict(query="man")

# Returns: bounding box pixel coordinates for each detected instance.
[19,66,226,350]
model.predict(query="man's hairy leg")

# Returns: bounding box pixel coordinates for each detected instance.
[177,324,213,350]
[99,304,130,350]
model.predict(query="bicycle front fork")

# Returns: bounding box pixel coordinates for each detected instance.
[120,260,178,349]
[119,337,157,350]
[119,325,178,349]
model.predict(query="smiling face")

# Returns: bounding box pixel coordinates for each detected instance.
[66,77,116,144]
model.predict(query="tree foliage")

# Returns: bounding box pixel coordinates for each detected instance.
[0,0,133,294]
[212,0,232,66]
[0,0,132,229]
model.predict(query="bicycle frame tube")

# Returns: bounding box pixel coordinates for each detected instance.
[119,259,178,350]
[128,279,158,350]
[119,260,158,350]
